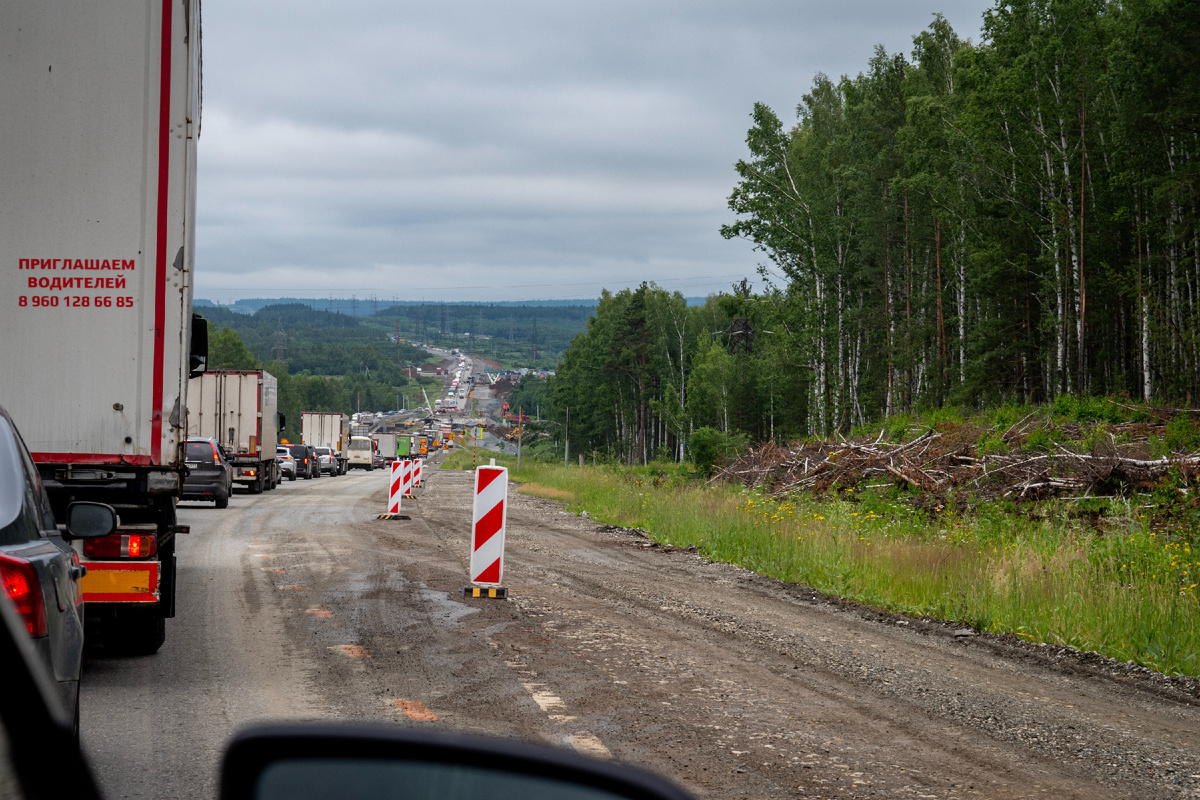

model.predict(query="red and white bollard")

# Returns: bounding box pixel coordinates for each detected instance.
[413,458,423,488]
[467,464,507,593]
[401,458,415,497]
[388,460,405,513]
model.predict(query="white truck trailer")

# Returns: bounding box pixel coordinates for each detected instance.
[0,1,204,653]
[187,371,280,492]
[372,432,398,463]
[302,411,350,474]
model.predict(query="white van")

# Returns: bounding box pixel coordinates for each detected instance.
[347,436,375,470]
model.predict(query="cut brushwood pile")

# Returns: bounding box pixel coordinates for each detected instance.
[713,418,1200,502]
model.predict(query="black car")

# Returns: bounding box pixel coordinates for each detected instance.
[0,404,116,734]
[183,437,235,508]
[286,443,319,479]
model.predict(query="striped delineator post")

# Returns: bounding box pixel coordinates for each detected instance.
[468,465,508,587]
[413,458,423,488]
[401,458,415,497]
[388,460,405,513]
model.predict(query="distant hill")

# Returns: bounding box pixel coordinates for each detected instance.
[195,297,603,316]
[194,295,712,316]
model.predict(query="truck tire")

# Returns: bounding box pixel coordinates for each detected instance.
[121,616,166,655]
[249,474,264,494]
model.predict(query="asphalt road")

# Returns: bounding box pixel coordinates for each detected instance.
[81,458,1200,800]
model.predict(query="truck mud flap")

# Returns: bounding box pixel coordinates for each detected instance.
[160,551,176,618]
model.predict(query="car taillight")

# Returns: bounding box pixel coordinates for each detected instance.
[84,533,158,559]
[0,552,48,637]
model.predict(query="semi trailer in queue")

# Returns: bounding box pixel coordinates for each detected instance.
[0,1,205,653]
[187,371,282,492]
[301,411,350,474]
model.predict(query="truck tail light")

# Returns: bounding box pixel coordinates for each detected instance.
[0,552,48,637]
[84,533,158,559]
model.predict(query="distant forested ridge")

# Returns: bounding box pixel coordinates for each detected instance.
[196,300,592,434]
[198,301,592,371]
[375,302,593,368]
[547,0,1200,463]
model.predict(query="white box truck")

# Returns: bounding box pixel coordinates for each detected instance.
[301,412,350,475]
[187,371,281,492]
[0,1,204,654]
[372,432,398,463]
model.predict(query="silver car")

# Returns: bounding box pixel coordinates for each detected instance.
[314,447,337,476]
[276,446,296,481]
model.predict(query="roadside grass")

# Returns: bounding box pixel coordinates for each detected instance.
[481,455,1200,678]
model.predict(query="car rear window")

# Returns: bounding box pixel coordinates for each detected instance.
[0,417,38,545]
[186,441,216,463]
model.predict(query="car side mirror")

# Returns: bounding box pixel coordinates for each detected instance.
[220,723,694,800]
[64,502,118,540]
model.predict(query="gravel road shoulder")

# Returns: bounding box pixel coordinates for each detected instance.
[412,465,1200,799]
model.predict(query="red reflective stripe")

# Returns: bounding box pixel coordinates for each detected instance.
[150,0,173,464]
[474,557,501,584]
[31,453,155,466]
[473,502,503,548]
[476,467,502,492]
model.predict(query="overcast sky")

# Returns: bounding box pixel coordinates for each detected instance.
[195,0,994,304]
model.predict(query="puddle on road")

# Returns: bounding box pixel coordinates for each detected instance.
[417,587,481,625]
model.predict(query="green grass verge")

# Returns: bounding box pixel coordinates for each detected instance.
[441,449,1199,677]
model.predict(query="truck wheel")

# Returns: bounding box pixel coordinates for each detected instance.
[250,476,264,494]
[122,616,166,655]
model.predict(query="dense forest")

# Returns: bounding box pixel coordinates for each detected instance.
[546,0,1200,463]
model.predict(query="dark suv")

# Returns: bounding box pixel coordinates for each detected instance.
[286,444,319,480]
[183,438,235,508]
[0,404,116,733]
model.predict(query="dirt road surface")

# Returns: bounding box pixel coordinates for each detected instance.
[82,458,1200,799]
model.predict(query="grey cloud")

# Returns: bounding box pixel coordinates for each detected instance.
[195,0,992,301]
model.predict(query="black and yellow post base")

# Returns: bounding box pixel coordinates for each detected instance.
[463,586,508,599]
[377,513,411,520]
